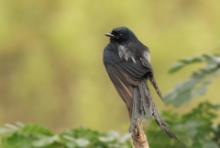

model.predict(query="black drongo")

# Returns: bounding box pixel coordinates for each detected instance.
[103,26,176,138]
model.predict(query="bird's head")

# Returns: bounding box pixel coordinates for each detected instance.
[105,27,137,43]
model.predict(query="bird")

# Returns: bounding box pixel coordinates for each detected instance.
[103,26,176,138]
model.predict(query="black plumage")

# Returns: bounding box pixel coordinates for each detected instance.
[103,26,176,138]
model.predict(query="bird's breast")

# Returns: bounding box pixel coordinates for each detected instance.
[103,46,121,65]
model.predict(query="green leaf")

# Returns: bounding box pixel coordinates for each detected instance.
[165,54,220,106]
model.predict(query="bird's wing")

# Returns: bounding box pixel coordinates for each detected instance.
[117,59,151,81]
[104,43,163,99]
[116,43,163,100]
[105,64,134,116]
[104,46,149,117]
[104,44,151,82]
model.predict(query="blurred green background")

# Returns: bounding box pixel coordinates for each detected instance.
[0,0,220,133]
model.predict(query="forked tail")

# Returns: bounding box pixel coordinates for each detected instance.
[130,81,177,139]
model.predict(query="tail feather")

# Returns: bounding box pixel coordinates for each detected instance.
[130,81,177,139]
[152,108,177,139]
[149,76,163,100]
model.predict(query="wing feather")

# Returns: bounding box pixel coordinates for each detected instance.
[105,65,134,115]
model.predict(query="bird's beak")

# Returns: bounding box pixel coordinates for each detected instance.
[105,32,114,38]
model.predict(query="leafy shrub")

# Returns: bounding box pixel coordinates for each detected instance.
[147,102,220,148]
[0,101,219,148]
[0,124,131,148]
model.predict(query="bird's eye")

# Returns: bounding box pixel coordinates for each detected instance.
[112,31,118,35]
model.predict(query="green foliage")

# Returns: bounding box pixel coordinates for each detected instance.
[1,102,219,148]
[165,54,220,106]
[0,123,131,148]
[147,101,220,148]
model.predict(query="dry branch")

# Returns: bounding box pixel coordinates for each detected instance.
[131,119,149,148]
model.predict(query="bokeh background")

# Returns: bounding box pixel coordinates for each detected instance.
[0,0,220,132]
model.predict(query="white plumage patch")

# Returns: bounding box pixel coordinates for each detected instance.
[118,45,127,58]
[131,57,137,63]
[118,45,136,63]
[143,51,151,63]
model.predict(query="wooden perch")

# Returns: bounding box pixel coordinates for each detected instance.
[131,119,149,148]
